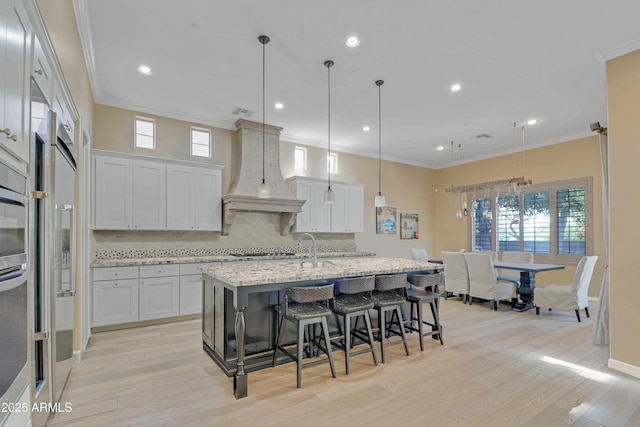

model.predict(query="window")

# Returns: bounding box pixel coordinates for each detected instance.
[327,153,338,174]
[191,127,211,157]
[294,146,307,171]
[470,177,592,264]
[134,117,155,149]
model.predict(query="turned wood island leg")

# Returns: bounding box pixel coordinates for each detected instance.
[234,306,248,399]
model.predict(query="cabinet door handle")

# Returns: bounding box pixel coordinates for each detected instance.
[1,128,10,136]
[7,134,17,141]
[34,69,44,75]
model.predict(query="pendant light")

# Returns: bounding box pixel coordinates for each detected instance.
[257,35,271,199]
[323,60,335,203]
[374,80,386,207]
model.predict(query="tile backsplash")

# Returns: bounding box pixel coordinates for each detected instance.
[92,211,357,260]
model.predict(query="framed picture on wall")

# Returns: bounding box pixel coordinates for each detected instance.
[400,213,419,239]
[376,207,397,234]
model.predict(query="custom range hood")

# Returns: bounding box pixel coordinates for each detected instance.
[222,119,305,235]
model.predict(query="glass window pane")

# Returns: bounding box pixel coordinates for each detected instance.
[497,194,520,251]
[557,187,586,255]
[523,191,550,254]
[294,147,306,170]
[135,118,155,149]
[472,197,493,251]
[191,128,211,157]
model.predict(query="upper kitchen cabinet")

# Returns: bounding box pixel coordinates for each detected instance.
[287,176,364,233]
[288,177,331,232]
[94,151,222,231]
[332,182,364,233]
[0,0,30,163]
[31,35,52,105]
[94,154,166,229]
[166,164,222,231]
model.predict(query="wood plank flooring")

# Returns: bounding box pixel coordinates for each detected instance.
[46,299,640,427]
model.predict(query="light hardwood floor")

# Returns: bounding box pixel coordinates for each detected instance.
[47,298,640,427]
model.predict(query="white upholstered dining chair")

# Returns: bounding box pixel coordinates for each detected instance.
[464,253,515,311]
[534,255,598,322]
[441,251,469,303]
[410,248,429,262]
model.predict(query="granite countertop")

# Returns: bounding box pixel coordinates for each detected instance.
[200,257,443,287]
[90,251,376,268]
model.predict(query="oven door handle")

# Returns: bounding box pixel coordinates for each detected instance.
[0,187,26,206]
[0,270,27,292]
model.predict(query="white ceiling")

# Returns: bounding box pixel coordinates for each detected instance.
[75,0,640,169]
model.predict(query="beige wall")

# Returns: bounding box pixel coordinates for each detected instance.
[606,48,640,370]
[433,136,604,292]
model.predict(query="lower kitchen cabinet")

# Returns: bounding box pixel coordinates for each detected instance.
[139,276,180,320]
[92,263,207,328]
[93,278,140,327]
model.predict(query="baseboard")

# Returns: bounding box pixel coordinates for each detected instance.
[72,350,82,364]
[608,358,640,379]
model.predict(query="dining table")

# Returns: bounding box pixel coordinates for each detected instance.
[493,261,565,311]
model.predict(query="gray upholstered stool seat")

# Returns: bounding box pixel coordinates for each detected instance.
[373,273,410,363]
[406,273,444,351]
[272,284,337,388]
[331,276,378,374]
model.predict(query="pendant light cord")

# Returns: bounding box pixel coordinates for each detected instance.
[513,122,517,179]
[327,61,332,189]
[261,38,266,185]
[376,80,384,196]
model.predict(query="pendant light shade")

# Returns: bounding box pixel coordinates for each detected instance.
[323,60,335,204]
[257,34,271,199]
[374,79,386,207]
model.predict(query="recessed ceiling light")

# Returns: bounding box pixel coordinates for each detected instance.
[274,102,284,110]
[436,146,444,151]
[450,83,461,92]
[137,65,152,75]
[363,126,370,132]
[346,36,360,48]
[527,119,537,125]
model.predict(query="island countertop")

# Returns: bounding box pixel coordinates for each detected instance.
[200,257,443,287]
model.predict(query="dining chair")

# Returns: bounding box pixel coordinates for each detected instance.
[534,255,598,321]
[464,253,515,310]
[410,248,429,262]
[441,251,470,303]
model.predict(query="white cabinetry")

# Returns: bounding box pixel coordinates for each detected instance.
[93,155,166,229]
[166,164,222,231]
[139,265,180,320]
[92,263,208,327]
[132,160,166,229]
[179,263,207,315]
[94,155,132,228]
[92,266,139,327]
[332,182,364,232]
[288,176,364,233]
[288,177,331,232]
[94,152,222,231]
[32,35,52,104]
[0,0,30,162]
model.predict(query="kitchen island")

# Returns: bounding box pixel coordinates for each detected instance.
[200,257,442,398]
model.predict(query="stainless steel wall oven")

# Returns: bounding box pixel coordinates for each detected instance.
[0,157,29,417]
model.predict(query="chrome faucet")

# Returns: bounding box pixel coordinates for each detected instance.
[296,233,317,267]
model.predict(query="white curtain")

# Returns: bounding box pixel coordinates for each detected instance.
[593,131,609,346]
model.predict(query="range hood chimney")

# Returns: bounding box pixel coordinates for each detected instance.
[222,119,305,235]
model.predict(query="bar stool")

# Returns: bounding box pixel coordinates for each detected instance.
[372,273,410,363]
[331,276,378,374]
[406,274,444,351]
[272,284,337,388]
